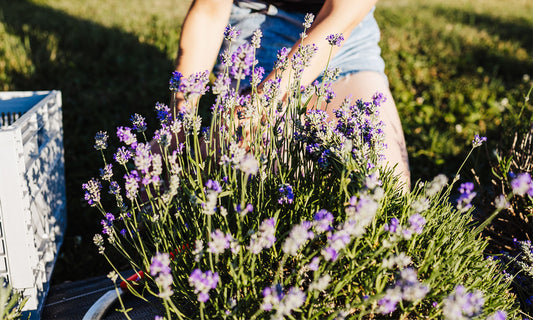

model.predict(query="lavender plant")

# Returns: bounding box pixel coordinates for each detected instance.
[84,19,521,319]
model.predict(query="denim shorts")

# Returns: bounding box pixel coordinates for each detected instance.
[214,1,386,88]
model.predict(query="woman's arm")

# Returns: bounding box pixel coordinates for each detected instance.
[173,0,233,110]
[261,0,379,94]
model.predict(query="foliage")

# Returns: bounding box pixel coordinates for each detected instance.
[83,20,522,319]
[0,279,27,320]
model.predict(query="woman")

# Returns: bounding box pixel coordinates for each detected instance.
[173,0,411,189]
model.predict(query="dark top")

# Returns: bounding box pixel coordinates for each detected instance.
[262,0,324,13]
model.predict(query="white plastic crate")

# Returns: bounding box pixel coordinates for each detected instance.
[0,91,66,319]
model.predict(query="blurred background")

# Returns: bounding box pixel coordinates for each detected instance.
[0,0,531,284]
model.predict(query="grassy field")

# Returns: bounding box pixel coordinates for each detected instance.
[0,0,531,284]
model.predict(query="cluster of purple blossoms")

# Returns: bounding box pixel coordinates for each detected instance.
[282,221,314,256]
[249,218,276,254]
[208,229,232,254]
[442,285,484,320]
[384,214,426,240]
[230,43,255,80]
[94,131,108,150]
[203,179,222,215]
[251,66,265,87]
[185,70,210,98]
[294,109,335,170]
[223,25,240,42]
[291,44,318,79]
[82,178,102,207]
[130,113,147,132]
[332,95,386,166]
[471,134,487,148]
[510,172,533,197]
[313,209,334,233]
[150,252,174,299]
[456,182,477,213]
[377,268,430,314]
[321,229,350,262]
[188,269,219,303]
[302,13,314,29]
[154,102,172,125]
[274,47,290,71]
[123,170,140,200]
[326,33,344,47]
[261,284,306,319]
[251,28,262,49]
[99,163,113,181]
[113,146,132,166]
[312,80,336,103]
[346,193,379,228]
[116,126,137,147]
[100,212,115,236]
[278,183,294,204]
[486,311,507,320]
[169,70,182,92]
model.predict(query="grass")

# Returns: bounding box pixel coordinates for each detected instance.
[0,0,531,284]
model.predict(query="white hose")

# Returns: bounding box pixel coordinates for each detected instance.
[82,288,124,320]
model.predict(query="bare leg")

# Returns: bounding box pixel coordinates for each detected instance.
[318,71,411,191]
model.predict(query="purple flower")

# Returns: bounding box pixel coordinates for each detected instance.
[94,131,108,150]
[251,28,262,49]
[408,214,426,235]
[326,33,344,47]
[487,311,507,320]
[442,285,484,320]
[224,25,240,42]
[208,229,231,254]
[108,180,120,195]
[188,269,219,303]
[303,13,314,29]
[472,134,487,148]
[384,218,400,233]
[230,43,255,80]
[155,102,172,124]
[178,70,210,99]
[116,126,137,147]
[261,284,306,317]
[313,209,334,233]
[282,221,314,256]
[278,184,294,205]
[378,290,401,314]
[99,164,113,181]
[169,71,182,92]
[249,218,277,254]
[510,172,533,196]
[251,66,265,87]
[82,178,102,207]
[308,257,320,271]
[130,113,147,132]
[456,182,477,212]
[113,146,132,165]
[151,252,174,299]
[275,47,290,71]
[205,179,222,193]
[372,92,387,107]
[124,170,140,200]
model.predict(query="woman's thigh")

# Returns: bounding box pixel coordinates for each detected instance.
[321,71,411,190]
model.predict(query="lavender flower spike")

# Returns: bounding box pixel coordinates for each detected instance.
[510,172,533,196]
[94,131,108,150]
[188,269,219,303]
[326,33,344,47]
[472,134,487,147]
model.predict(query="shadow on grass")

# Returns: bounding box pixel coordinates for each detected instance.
[1,0,176,283]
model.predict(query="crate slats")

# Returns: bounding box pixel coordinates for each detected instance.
[0,91,66,320]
